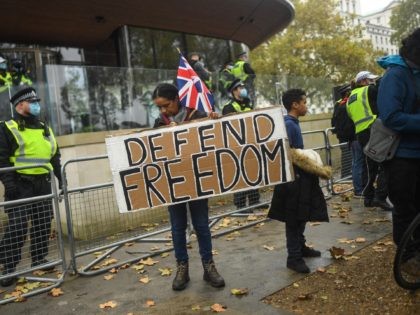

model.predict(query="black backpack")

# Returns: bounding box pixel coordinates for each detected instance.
[331,101,355,142]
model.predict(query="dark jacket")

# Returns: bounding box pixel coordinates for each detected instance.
[268,114,328,224]
[377,55,420,159]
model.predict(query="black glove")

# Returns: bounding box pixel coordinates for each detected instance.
[4,182,18,200]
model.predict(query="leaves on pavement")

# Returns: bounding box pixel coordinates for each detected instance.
[140,257,159,266]
[104,275,114,280]
[231,288,249,296]
[329,246,345,259]
[158,268,172,276]
[211,303,226,312]
[49,288,64,297]
[145,299,155,307]
[99,301,117,309]
[139,276,151,284]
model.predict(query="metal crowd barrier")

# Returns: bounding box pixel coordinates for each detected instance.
[0,127,355,303]
[0,165,66,304]
[61,154,271,276]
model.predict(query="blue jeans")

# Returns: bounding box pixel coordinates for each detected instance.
[168,199,213,262]
[285,221,306,262]
[350,140,364,194]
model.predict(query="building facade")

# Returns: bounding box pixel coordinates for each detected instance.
[338,0,400,55]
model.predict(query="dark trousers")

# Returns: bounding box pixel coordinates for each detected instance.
[285,221,306,262]
[234,189,260,208]
[0,175,53,268]
[384,158,420,248]
[168,199,212,263]
[357,129,388,201]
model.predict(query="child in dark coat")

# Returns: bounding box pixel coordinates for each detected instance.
[268,89,329,273]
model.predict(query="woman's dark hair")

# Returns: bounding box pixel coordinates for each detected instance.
[282,88,306,111]
[400,27,420,67]
[152,83,179,101]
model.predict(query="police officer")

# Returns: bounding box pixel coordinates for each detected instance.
[10,58,33,86]
[346,71,392,211]
[218,61,235,100]
[0,87,62,287]
[231,52,256,103]
[189,52,212,90]
[0,57,13,117]
[222,79,261,211]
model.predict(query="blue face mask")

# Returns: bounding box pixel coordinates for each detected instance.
[29,102,41,116]
[239,88,248,98]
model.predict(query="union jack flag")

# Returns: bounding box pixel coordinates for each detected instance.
[176,54,214,113]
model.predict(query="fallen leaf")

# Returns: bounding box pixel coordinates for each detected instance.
[150,246,160,251]
[24,282,41,290]
[124,242,134,247]
[101,258,118,266]
[104,275,114,280]
[231,288,249,296]
[49,288,64,297]
[329,246,345,259]
[132,264,144,271]
[140,257,159,266]
[326,266,338,274]
[109,268,118,274]
[317,267,326,273]
[293,283,299,288]
[355,237,366,243]
[99,301,117,309]
[93,251,103,256]
[145,299,155,307]
[32,270,47,276]
[212,249,219,255]
[139,276,151,284]
[263,245,275,251]
[158,268,172,276]
[120,263,130,269]
[211,303,226,312]
[320,296,328,300]
[246,215,258,221]
[219,218,231,228]
[161,252,170,258]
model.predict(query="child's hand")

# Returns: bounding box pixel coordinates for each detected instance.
[208,112,219,119]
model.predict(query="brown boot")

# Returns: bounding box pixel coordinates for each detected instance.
[202,260,225,288]
[172,261,189,291]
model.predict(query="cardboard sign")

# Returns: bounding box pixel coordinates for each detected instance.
[106,107,293,213]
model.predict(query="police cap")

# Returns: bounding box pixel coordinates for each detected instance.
[10,87,41,107]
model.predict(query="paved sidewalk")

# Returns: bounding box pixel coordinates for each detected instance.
[1,195,392,315]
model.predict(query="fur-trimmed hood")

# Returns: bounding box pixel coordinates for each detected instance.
[290,148,332,179]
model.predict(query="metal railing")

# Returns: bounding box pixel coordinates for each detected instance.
[0,127,353,303]
[0,165,66,304]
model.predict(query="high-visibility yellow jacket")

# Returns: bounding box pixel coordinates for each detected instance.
[231,60,248,82]
[346,86,376,134]
[5,120,57,175]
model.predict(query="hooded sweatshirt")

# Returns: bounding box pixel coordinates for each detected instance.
[377,55,420,158]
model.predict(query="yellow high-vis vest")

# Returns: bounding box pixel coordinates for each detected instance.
[5,120,57,175]
[223,101,252,112]
[231,60,248,82]
[346,86,376,134]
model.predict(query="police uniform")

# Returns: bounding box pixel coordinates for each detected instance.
[0,87,62,286]
[231,52,256,102]
[222,80,260,210]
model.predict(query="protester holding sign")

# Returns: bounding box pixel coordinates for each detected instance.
[268,89,329,274]
[152,83,225,291]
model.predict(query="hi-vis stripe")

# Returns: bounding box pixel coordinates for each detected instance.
[5,120,56,164]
